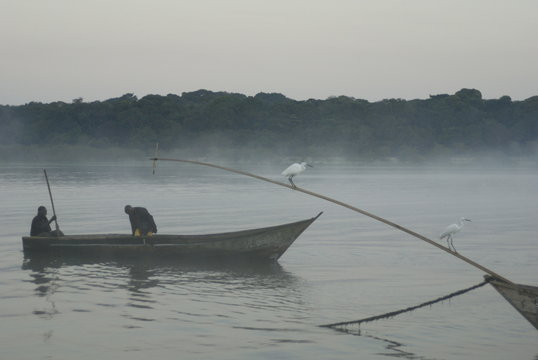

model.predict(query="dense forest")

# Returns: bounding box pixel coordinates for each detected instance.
[1,88,537,162]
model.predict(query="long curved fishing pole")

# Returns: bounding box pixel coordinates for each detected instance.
[151,157,512,284]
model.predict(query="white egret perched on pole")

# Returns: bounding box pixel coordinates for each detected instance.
[281,162,313,188]
[440,217,472,253]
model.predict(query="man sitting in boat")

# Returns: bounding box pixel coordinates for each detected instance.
[30,206,60,236]
[124,205,157,236]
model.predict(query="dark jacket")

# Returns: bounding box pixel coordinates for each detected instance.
[128,207,157,235]
[30,214,52,236]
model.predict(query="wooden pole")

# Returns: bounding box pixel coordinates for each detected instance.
[151,157,513,284]
[152,143,159,175]
[43,169,60,235]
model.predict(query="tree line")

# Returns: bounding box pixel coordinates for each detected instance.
[1,88,537,161]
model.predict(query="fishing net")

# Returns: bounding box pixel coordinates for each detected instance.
[320,278,491,329]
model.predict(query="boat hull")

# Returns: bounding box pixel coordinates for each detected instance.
[486,276,538,330]
[22,213,321,261]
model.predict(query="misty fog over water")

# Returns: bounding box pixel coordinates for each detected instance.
[0,161,537,359]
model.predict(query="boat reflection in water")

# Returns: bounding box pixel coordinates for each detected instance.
[21,252,429,360]
[22,251,305,323]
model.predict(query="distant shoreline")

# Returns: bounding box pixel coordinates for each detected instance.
[2,89,537,165]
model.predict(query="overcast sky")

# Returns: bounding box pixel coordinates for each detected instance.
[1,0,537,105]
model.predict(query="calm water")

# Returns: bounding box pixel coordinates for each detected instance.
[1,161,537,360]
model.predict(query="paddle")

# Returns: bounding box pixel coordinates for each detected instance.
[43,169,60,236]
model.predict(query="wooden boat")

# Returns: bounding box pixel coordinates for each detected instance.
[486,275,538,330]
[22,212,322,261]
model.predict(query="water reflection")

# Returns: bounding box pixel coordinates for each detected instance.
[22,253,298,283]
[22,253,304,321]
[329,327,436,360]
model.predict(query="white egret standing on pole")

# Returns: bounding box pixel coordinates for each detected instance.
[440,217,472,253]
[281,162,313,188]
